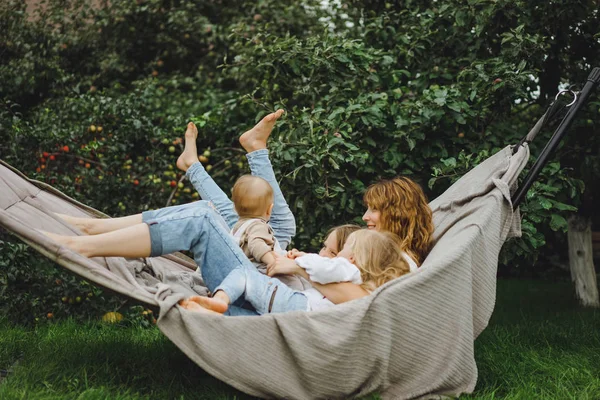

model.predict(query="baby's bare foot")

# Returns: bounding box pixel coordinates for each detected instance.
[239,109,285,153]
[176,122,199,172]
[180,295,227,315]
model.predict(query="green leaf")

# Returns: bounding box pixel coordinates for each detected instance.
[550,201,577,212]
[441,157,457,168]
[539,198,552,210]
[549,214,568,231]
[447,103,462,112]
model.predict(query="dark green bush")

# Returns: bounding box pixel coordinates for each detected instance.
[0,233,122,324]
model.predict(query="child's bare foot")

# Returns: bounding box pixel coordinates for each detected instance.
[55,213,93,235]
[176,122,199,172]
[239,109,285,153]
[179,295,228,315]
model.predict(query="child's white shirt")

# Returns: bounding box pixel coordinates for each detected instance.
[296,254,362,284]
[295,254,362,311]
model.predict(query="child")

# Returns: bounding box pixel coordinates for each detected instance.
[228,174,308,290]
[181,229,410,314]
[229,174,279,269]
[286,224,361,259]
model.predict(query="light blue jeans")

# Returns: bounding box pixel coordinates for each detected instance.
[186,149,296,249]
[215,263,308,315]
[142,201,307,316]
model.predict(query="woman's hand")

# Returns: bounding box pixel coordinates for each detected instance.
[267,253,302,276]
[286,248,307,259]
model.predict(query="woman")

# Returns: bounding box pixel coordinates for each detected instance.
[362,177,433,269]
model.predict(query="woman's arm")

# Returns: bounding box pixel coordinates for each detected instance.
[311,282,369,304]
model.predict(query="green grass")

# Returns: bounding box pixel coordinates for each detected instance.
[0,279,599,399]
[468,279,600,399]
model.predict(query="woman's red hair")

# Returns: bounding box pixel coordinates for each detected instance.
[363,177,434,265]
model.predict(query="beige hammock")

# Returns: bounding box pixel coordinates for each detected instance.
[0,144,529,399]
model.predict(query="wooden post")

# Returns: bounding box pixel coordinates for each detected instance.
[568,216,599,307]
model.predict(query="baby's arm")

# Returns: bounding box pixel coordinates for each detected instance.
[295,254,362,285]
[261,251,277,266]
[246,222,276,264]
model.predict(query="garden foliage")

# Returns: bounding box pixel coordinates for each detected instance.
[0,0,598,324]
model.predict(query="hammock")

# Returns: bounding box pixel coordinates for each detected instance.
[0,145,527,399]
[1,67,597,399]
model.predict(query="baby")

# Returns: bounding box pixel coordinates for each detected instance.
[229,174,280,270]
[229,175,309,290]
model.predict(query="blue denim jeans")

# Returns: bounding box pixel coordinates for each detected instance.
[141,201,307,316]
[186,149,296,249]
[215,263,308,315]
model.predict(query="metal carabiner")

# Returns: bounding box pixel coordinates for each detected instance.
[554,89,578,107]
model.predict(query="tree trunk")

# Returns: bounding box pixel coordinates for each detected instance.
[593,231,600,260]
[568,216,599,307]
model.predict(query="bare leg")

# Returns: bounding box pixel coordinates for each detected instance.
[42,223,151,258]
[239,109,284,152]
[56,213,143,235]
[180,122,239,228]
[176,122,199,172]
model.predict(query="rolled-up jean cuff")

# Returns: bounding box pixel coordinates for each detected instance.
[246,148,269,163]
[142,211,163,257]
[213,283,236,300]
[185,161,204,178]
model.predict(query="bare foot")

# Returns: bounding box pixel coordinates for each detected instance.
[239,109,285,153]
[176,122,199,172]
[55,213,93,235]
[179,295,228,315]
[39,230,83,254]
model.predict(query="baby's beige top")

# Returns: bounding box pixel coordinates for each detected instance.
[231,217,275,265]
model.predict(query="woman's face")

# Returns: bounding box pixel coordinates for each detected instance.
[362,207,381,231]
[319,231,338,258]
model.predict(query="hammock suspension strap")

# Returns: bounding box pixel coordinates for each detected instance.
[511,67,600,208]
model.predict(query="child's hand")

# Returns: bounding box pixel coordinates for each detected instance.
[286,248,307,259]
[267,253,302,276]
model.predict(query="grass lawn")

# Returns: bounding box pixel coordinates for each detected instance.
[1,279,599,399]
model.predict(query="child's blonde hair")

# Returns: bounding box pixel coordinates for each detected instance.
[346,229,410,291]
[363,176,434,266]
[231,175,274,218]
